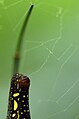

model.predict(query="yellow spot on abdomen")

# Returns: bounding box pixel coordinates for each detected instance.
[27,110,30,112]
[13,93,19,97]
[12,113,16,117]
[14,100,18,111]
[17,112,19,119]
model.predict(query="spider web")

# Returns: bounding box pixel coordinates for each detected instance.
[0,0,79,119]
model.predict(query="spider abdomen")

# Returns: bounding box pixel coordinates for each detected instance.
[7,73,31,119]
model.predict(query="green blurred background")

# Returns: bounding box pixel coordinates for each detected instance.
[0,0,79,119]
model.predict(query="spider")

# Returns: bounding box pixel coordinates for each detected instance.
[6,4,34,119]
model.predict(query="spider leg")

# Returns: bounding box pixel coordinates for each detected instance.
[13,5,34,74]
